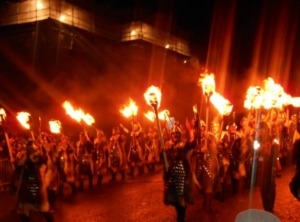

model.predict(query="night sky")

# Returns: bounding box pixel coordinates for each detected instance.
[1,0,300,136]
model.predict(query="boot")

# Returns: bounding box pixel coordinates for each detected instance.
[97,174,103,186]
[79,179,84,192]
[69,182,77,195]
[88,175,93,190]
[41,212,54,222]
[127,166,134,176]
[109,172,116,182]
[204,193,214,213]
[19,214,30,222]
[120,170,126,181]
[137,166,144,176]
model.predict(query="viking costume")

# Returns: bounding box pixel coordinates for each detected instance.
[108,126,126,181]
[94,129,108,185]
[144,127,159,173]
[127,123,145,176]
[163,124,195,222]
[76,132,94,190]
[257,121,278,212]
[17,140,53,222]
[192,120,219,213]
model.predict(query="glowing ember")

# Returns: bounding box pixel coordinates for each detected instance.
[144,85,162,108]
[144,110,156,122]
[62,101,95,126]
[16,112,31,129]
[198,73,215,96]
[49,120,62,134]
[119,98,138,118]
[210,92,233,116]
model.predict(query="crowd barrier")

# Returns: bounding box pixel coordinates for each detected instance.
[0,158,13,192]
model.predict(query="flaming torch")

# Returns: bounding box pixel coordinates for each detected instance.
[49,120,62,134]
[0,108,14,168]
[16,111,35,140]
[119,98,138,127]
[199,73,215,149]
[144,85,168,171]
[62,100,95,139]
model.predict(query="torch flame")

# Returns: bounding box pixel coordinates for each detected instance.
[119,98,138,118]
[144,85,162,108]
[16,112,31,129]
[62,101,95,126]
[198,73,215,96]
[49,120,62,134]
[0,108,6,122]
[144,109,170,122]
[210,92,233,116]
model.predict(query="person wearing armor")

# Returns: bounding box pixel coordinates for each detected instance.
[222,122,243,195]
[192,119,219,213]
[126,122,145,176]
[42,135,60,210]
[57,136,77,196]
[163,119,195,222]
[144,126,160,173]
[210,121,227,202]
[16,139,53,222]
[108,126,127,182]
[256,121,279,212]
[94,129,108,186]
[76,132,94,191]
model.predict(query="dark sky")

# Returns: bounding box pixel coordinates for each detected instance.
[1,0,300,136]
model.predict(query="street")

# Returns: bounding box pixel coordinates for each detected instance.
[1,165,300,222]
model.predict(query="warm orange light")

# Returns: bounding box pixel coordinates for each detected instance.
[0,108,6,122]
[144,109,170,122]
[49,120,62,134]
[16,112,31,129]
[62,101,95,126]
[144,85,162,108]
[198,73,215,96]
[119,98,138,118]
[210,92,233,116]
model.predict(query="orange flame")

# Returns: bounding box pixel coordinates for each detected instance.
[198,73,216,96]
[244,86,263,109]
[119,98,138,118]
[62,101,95,126]
[210,92,233,116]
[16,112,31,129]
[144,85,162,108]
[144,109,170,122]
[0,108,6,122]
[49,120,62,134]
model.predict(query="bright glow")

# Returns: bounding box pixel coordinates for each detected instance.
[16,112,31,129]
[49,120,62,134]
[59,15,65,22]
[253,140,260,150]
[130,30,136,35]
[119,98,138,118]
[198,73,216,96]
[36,1,44,10]
[210,92,233,116]
[165,44,170,49]
[62,101,95,126]
[0,108,6,122]
[144,85,162,108]
[144,109,170,122]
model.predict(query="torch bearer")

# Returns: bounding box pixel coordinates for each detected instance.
[0,108,15,169]
[199,73,215,150]
[144,85,168,171]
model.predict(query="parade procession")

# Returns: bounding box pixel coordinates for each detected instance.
[1,72,300,222]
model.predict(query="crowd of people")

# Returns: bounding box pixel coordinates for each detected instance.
[0,108,299,222]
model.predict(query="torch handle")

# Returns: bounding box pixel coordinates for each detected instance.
[153,107,169,172]
[4,131,15,170]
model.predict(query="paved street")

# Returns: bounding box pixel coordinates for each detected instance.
[0,165,300,222]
